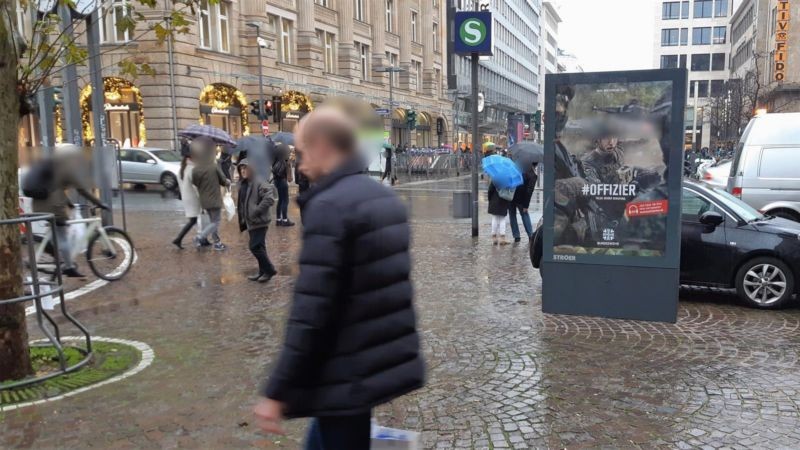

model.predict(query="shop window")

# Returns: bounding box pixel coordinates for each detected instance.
[198,0,231,53]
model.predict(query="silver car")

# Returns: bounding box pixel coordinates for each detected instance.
[727,113,800,222]
[698,159,732,189]
[119,147,182,191]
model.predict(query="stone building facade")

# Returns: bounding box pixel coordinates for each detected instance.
[21,0,453,150]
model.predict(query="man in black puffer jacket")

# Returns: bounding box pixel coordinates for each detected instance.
[254,107,425,449]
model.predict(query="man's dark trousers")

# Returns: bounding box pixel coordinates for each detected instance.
[304,412,372,450]
[248,227,275,276]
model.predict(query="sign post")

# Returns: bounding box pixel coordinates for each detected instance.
[261,120,270,136]
[454,9,492,237]
[541,69,687,323]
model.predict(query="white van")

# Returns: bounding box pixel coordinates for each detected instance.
[727,112,800,222]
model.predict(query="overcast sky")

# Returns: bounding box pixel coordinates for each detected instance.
[556,0,655,72]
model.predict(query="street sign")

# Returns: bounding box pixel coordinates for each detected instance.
[375,108,391,116]
[454,11,493,56]
[261,120,270,136]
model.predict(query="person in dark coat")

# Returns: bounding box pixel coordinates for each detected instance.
[254,107,424,450]
[272,144,295,226]
[508,163,538,242]
[237,159,277,282]
[488,180,511,245]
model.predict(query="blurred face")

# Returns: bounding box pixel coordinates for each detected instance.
[242,165,252,179]
[296,121,337,182]
[598,137,618,151]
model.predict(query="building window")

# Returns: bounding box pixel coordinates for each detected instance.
[680,28,688,45]
[662,2,681,19]
[358,42,370,80]
[679,54,687,68]
[386,0,393,33]
[280,18,294,63]
[434,68,441,96]
[710,79,725,96]
[714,0,727,17]
[689,80,709,97]
[433,22,440,52]
[681,1,690,18]
[386,52,399,86]
[198,0,230,53]
[318,30,336,73]
[355,0,365,21]
[414,60,422,91]
[217,2,229,53]
[711,52,725,70]
[691,53,710,71]
[199,0,212,49]
[661,28,680,46]
[694,0,712,18]
[692,27,711,45]
[100,0,130,43]
[712,26,726,44]
[315,0,329,6]
[661,55,679,69]
[411,11,418,42]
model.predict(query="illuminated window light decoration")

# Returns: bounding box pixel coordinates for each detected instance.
[281,90,314,113]
[79,77,146,146]
[198,83,250,136]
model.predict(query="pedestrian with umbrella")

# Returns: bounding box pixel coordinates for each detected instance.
[272,143,295,226]
[508,142,543,242]
[178,125,236,250]
[482,153,523,246]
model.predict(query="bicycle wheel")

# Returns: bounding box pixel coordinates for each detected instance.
[86,227,134,281]
[20,234,58,276]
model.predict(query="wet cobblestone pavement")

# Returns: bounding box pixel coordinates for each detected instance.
[3,178,800,449]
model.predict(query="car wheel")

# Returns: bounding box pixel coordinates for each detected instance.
[161,172,178,191]
[735,257,795,309]
[770,209,800,222]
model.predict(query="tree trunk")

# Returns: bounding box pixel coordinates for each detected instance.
[0,12,33,381]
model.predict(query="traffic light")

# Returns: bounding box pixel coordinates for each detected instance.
[406,109,417,130]
[265,100,273,118]
[249,101,261,117]
[52,87,63,106]
[533,110,542,133]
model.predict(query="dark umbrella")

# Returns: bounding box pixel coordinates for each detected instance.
[270,131,295,146]
[178,124,236,146]
[234,136,276,180]
[509,141,544,172]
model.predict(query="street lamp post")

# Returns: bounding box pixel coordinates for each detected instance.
[247,22,266,124]
[376,66,405,145]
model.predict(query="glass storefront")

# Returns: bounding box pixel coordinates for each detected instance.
[199,83,249,138]
[80,77,146,147]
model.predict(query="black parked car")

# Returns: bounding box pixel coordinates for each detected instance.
[531,181,800,309]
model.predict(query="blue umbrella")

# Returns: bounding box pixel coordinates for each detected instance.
[270,131,295,146]
[482,154,523,190]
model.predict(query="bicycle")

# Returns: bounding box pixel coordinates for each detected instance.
[25,206,135,281]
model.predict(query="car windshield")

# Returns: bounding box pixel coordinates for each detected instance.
[151,150,181,162]
[704,186,765,222]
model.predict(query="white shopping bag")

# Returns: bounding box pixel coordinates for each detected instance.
[371,423,420,450]
[222,189,236,222]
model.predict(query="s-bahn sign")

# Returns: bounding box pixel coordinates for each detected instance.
[454,11,493,56]
[775,0,790,81]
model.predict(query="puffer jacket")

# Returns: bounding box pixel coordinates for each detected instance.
[262,156,425,418]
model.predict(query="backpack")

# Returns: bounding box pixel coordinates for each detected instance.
[21,159,55,200]
[498,187,516,201]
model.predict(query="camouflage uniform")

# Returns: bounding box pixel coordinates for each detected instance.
[581,146,626,185]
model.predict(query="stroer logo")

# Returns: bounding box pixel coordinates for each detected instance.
[459,18,488,46]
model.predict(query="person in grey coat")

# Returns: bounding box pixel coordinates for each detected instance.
[237,159,277,282]
[191,138,231,251]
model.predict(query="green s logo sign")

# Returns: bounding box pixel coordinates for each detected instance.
[460,18,487,46]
